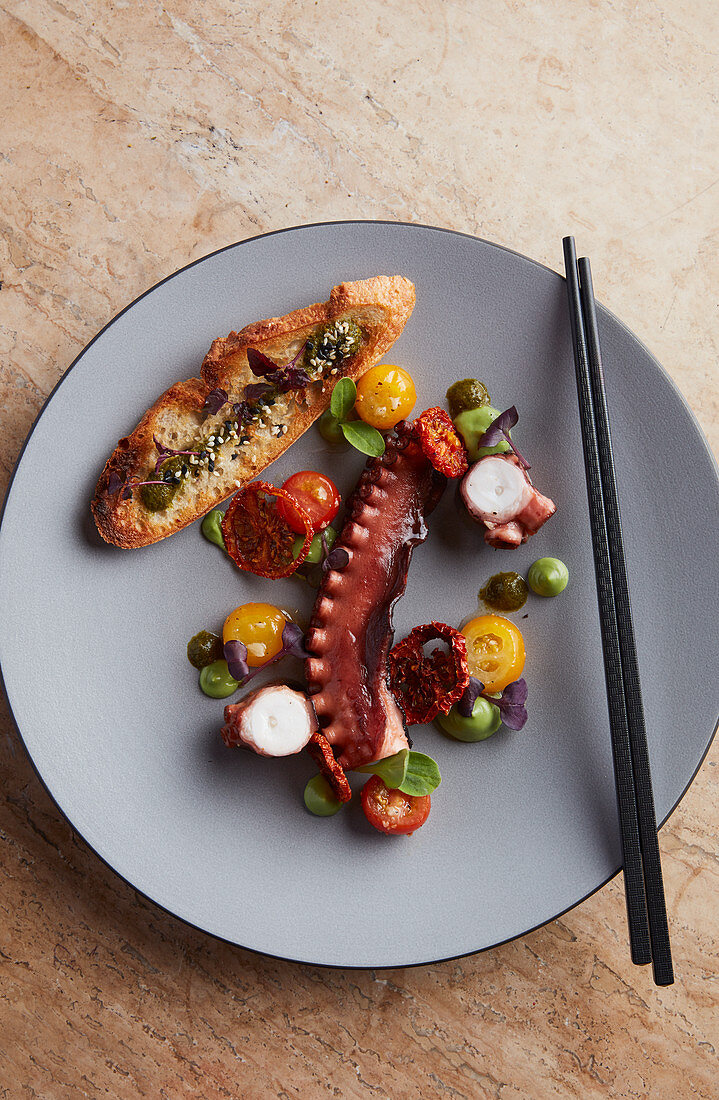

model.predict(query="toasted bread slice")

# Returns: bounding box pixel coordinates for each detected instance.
[92,275,416,548]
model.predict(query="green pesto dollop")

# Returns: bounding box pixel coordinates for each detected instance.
[187,630,224,669]
[199,660,239,699]
[139,455,186,512]
[436,698,502,742]
[527,557,569,597]
[446,378,491,418]
[480,571,529,612]
[305,319,363,375]
[201,508,226,550]
[453,405,510,463]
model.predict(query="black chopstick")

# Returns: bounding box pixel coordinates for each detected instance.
[563,237,674,985]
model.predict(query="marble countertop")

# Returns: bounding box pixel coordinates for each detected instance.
[1,2,717,1096]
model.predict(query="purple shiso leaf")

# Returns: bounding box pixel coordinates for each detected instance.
[247,346,311,394]
[499,677,528,706]
[233,401,251,423]
[492,678,528,730]
[281,622,311,659]
[247,348,278,376]
[476,405,531,470]
[203,387,228,416]
[224,640,250,683]
[244,381,274,400]
[107,470,123,494]
[458,676,485,717]
[271,366,312,393]
[324,547,350,572]
[152,435,202,473]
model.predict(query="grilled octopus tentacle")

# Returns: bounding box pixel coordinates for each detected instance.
[305,422,446,774]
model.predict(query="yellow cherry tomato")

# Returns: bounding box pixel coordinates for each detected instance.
[355,364,417,430]
[223,602,286,667]
[462,613,526,692]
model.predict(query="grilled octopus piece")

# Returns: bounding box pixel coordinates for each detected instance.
[305,422,446,776]
[460,453,556,548]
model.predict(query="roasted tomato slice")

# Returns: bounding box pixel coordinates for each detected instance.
[388,621,470,725]
[414,407,469,478]
[278,470,341,533]
[221,481,313,578]
[361,774,431,836]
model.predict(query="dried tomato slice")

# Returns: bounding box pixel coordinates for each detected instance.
[221,480,313,578]
[388,621,470,725]
[306,731,352,803]
[414,407,469,478]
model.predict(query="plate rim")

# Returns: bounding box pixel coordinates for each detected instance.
[1,218,717,969]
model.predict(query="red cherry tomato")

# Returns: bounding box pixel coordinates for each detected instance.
[360,775,431,836]
[278,470,341,534]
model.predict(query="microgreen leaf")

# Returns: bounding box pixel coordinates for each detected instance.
[356,748,409,788]
[203,388,228,416]
[330,377,357,421]
[281,622,311,659]
[340,419,386,457]
[247,348,277,376]
[220,623,310,689]
[399,752,441,796]
[107,470,123,494]
[356,749,441,797]
[244,381,274,400]
[476,406,530,469]
[457,676,485,718]
[223,640,250,682]
[493,678,528,730]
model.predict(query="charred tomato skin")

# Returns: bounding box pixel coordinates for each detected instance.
[360,774,431,836]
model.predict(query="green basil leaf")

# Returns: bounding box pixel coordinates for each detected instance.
[330,377,357,421]
[340,419,386,457]
[355,748,409,788]
[399,751,441,797]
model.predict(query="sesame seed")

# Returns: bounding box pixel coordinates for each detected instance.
[330,367,338,375]
[208,436,215,445]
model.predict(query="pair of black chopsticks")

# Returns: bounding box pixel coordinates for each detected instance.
[563,237,673,986]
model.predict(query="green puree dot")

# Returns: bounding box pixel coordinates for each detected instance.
[527,557,569,597]
[201,508,226,550]
[304,774,344,816]
[199,660,239,698]
[437,698,502,742]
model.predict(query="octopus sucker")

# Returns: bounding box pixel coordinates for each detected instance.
[305,423,446,773]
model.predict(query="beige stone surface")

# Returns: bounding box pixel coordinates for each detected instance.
[1,1,717,1096]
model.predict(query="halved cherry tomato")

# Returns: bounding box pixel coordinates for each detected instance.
[360,774,431,836]
[462,613,526,693]
[278,470,341,534]
[223,602,286,667]
[356,364,417,430]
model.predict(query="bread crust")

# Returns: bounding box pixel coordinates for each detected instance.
[91,276,415,548]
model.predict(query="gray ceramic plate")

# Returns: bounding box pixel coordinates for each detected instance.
[1,222,718,968]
